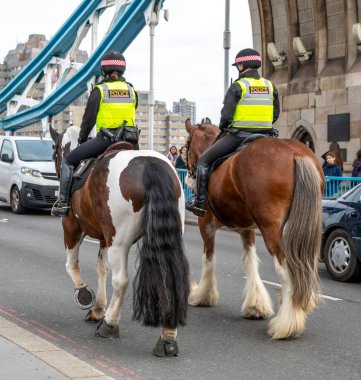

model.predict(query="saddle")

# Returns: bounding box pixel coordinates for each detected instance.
[209,133,267,175]
[71,141,134,193]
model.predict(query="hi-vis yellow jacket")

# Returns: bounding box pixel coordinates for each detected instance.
[232,77,274,129]
[94,81,136,132]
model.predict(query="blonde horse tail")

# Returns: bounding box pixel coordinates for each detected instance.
[283,156,323,311]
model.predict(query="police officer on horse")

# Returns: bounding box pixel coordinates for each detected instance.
[186,48,280,217]
[52,51,138,217]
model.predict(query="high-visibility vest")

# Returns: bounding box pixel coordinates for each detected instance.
[94,81,136,132]
[232,77,274,129]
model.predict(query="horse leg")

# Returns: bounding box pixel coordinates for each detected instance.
[84,243,109,322]
[95,243,130,338]
[267,257,307,339]
[188,215,220,306]
[153,327,179,357]
[239,229,274,319]
[260,225,306,339]
[63,217,96,310]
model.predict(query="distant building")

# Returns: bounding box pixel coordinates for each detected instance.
[0,34,88,135]
[173,98,196,125]
[137,91,189,155]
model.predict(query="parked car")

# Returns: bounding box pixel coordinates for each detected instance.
[321,183,361,282]
[0,136,59,213]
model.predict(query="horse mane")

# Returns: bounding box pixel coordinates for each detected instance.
[197,122,219,137]
[63,125,80,151]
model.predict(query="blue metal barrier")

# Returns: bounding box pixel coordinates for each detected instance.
[323,176,361,198]
[176,171,361,200]
[176,169,194,202]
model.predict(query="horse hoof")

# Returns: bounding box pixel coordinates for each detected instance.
[152,336,179,357]
[95,319,119,338]
[74,286,96,310]
[84,308,105,323]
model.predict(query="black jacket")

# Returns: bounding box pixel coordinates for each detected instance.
[79,76,138,142]
[219,69,280,131]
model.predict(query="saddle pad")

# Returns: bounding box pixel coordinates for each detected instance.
[71,158,96,193]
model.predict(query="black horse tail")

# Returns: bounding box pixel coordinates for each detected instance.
[133,159,189,328]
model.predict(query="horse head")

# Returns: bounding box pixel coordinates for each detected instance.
[50,125,80,177]
[185,118,219,178]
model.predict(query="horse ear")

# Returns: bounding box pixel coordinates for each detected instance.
[49,125,59,142]
[185,118,194,134]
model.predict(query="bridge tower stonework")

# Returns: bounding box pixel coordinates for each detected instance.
[248,0,361,171]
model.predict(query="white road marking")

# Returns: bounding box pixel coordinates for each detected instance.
[0,218,8,223]
[84,238,98,244]
[83,238,137,251]
[242,277,343,301]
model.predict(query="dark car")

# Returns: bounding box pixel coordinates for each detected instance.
[321,184,361,282]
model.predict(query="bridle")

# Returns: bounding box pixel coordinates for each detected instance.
[185,126,198,179]
[52,138,62,178]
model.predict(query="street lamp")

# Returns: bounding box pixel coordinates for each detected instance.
[147,3,168,150]
[224,0,231,95]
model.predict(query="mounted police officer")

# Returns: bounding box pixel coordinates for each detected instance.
[186,48,280,217]
[52,51,138,217]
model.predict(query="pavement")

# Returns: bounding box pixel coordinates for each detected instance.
[0,212,198,380]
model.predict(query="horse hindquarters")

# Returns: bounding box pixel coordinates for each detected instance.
[133,161,190,348]
[269,156,322,339]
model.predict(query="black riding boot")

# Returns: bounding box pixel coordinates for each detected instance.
[52,160,74,217]
[185,164,209,217]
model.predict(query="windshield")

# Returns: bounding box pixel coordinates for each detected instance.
[15,140,54,162]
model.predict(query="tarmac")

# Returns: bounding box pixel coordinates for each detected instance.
[0,211,199,380]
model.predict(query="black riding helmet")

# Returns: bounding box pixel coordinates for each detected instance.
[232,48,262,68]
[101,51,126,75]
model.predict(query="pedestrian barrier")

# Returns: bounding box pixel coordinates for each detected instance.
[176,169,194,202]
[323,176,361,198]
[176,172,361,200]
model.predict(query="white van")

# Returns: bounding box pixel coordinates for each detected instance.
[0,136,59,213]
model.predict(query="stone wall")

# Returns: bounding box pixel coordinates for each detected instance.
[249,0,361,173]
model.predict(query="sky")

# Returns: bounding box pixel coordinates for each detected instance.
[0,0,252,124]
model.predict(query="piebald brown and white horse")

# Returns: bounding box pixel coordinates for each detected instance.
[50,125,189,356]
[185,119,324,339]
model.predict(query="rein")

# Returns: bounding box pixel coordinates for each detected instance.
[186,127,198,179]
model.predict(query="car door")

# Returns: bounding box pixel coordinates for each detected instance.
[0,139,15,199]
[344,185,361,255]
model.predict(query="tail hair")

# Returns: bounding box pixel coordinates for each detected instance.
[283,156,323,310]
[133,159,189,328]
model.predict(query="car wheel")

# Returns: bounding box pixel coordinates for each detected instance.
[10,186,26,214]
[324,229,361,282]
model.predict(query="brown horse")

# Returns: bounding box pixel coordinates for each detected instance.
[185,119,324,339]
[50,125,189,356]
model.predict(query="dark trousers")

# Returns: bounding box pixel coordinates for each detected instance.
[65,132,111,167]
[198,131,246,167]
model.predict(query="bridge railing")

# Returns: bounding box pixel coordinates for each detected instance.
[176,170,361,201]
[176,169,194,202]
[323,176,361,198]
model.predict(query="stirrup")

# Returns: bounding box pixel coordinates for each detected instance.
[51,199,70,217]
[185,201,206,217]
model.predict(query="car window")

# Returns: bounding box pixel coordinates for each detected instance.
[339,184,361,202]
[0,139,14,160]
[15,140,53,161]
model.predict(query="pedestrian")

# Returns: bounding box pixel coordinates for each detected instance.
[52,51,138,217]
[322,141,343,172]
[175,146,188,170]
[167,145,178,166]
[186,48,280,216]
[323,151,342,197]
[351,149,361,177]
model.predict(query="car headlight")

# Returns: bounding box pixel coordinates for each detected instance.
[21,167,42,177]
